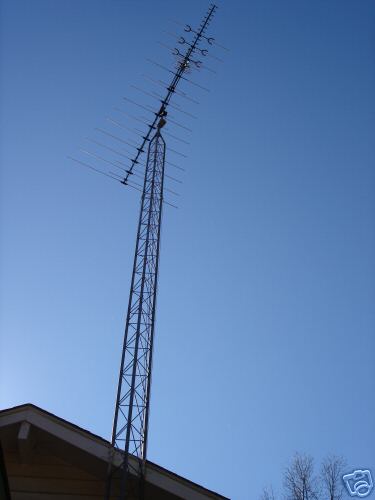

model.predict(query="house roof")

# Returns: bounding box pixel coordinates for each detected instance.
[0,403,228,500]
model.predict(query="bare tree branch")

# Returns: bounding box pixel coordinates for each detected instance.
[320,455,346,500]
[283,453,319,500]
[260,485,276,500]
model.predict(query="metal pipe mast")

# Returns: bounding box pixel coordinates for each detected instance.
[106,4,217,499]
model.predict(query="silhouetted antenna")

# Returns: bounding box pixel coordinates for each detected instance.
[104,5,220,499]
[70,3,222,499]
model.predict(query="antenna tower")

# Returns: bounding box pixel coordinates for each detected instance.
[96,4,219,498]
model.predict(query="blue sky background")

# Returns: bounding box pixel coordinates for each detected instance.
[1,1,374,498]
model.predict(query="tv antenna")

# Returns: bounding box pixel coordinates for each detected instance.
[71,3,224,498]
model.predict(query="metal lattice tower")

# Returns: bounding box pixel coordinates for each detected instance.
[108,124,166,499]
[105,4,218,499]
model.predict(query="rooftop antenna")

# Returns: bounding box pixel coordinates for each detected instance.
[70,3,222,498]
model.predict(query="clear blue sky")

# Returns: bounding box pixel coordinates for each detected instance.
[1,1,374,498]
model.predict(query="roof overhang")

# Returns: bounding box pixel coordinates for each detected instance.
[0,404,227,499]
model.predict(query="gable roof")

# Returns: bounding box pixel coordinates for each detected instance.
[0,403,228,500]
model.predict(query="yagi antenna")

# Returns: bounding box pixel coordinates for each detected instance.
[114,4,217,184]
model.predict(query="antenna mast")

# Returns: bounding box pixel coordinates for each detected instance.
[105,4,218,498]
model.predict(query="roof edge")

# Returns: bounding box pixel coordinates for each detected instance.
[0,403,228,499]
